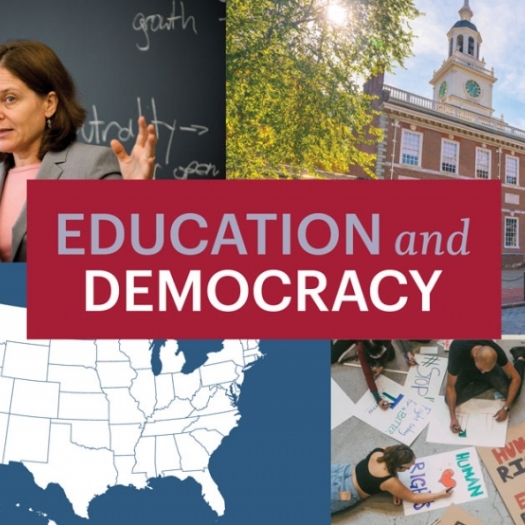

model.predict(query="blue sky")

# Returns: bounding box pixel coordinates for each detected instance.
[384,0,525,129]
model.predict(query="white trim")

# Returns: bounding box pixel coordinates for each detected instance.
[504,216,519,249]
[475,147,491,179]
[505,155,519,185]
[441,138,460,174]
[502,208,525,215]
[382,104,525,152]
[399,129,423,167]
[504,193,520,205]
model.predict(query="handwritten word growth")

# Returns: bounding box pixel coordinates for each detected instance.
[132,1,197,52]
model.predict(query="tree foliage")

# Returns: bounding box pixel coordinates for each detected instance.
[227,0,421,178]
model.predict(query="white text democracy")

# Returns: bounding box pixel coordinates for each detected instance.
[56,213,469,313]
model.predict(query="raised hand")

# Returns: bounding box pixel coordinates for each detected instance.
[111,116,157,180]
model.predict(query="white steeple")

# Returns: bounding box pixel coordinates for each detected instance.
[459,0,473,22]
[430,1,497,117]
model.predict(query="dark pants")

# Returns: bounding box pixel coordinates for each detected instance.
[455,359,525,406]
[330,340,395,365]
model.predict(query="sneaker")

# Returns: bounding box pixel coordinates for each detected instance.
[510,347,525,361]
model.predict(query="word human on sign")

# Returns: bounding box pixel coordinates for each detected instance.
[399,447,487,517]
[27,180,501,339]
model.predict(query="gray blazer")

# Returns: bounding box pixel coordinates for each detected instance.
[0,142,122,262]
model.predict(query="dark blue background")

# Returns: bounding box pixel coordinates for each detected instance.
[0,265,329,524]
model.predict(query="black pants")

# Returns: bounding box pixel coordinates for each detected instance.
[330,340,395,366]
[454,359,525,406]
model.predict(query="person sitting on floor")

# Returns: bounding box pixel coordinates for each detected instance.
[331,340,413,410]
[331,444,452,514]
[445,340,525,434]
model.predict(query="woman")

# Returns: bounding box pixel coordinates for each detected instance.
[0,40,156,262]
[331,444,452,514]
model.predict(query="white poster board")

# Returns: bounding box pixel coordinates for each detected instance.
[404,355,448,403]
[398,447,487,516]
[354,375,432,446]
[331,378,355,430]
[427,396,507,448]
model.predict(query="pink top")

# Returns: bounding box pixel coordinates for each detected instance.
[0,163,41,261]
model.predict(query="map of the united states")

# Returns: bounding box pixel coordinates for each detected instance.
[0,304,261,520]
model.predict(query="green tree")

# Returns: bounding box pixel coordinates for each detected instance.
[227,0,421,178]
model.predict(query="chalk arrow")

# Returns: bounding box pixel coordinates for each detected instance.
[180,124,209,136]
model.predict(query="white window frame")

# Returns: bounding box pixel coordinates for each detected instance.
[399,129,423,167]
[475,147,491,179]
[505,155,519,185]
[505,217,519,248]
[441,139,460,174]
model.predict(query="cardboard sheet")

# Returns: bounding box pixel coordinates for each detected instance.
[477,420,525,525]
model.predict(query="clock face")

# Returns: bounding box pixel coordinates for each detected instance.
[439,81,447,98]
[465,79,481,98]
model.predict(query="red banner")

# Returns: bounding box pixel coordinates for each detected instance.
[27,179,501,338]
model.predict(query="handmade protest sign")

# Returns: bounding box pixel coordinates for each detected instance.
[477,420,525,525]
[427,397,507,448]
[398,447,487,516]
[331,378,355,430]
[404,355,448,403]
[354,375,432,446]
[438,503,485,525]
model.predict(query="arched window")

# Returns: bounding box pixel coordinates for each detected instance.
[468,37,474,56]
[449,38,453,57]
[457,35,464,53]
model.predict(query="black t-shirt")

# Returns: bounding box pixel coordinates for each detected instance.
[448,340,508,377]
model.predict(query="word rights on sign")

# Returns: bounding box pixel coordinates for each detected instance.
[27,180,501,339]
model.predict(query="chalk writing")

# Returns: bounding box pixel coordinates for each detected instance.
[132,1,197,52]
[79,97,209,168]
[173,161,220,179]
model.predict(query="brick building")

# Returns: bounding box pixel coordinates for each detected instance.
[358,0,525,265]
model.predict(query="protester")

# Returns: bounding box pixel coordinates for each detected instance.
[445,340,525,433]
[331,444,452,514]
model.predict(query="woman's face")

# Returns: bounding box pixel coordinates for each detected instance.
[396,458,416,473]
[0,66,57,166]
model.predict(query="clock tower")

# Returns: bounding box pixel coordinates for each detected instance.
[430,0,497,117]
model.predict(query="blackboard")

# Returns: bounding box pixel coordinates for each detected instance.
[0,0,225,179]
